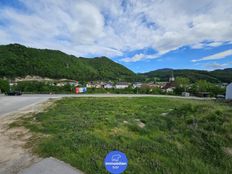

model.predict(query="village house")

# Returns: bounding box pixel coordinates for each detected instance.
[95,82,104,88]
[56,82,65,87]
[56,80,78,87]
[156,82,168,88]
[162,82,176,93]
[182,92,190,97]
[86,82,95,88]
[220,83,229,88]
[145,82,162,88]
[104,82,114,89]
[9,82,17,87]
[68,81,79,86]
[86,81,104,88]
[133,82,143,88]
[162,72,176,93]
[115,82,130,89]
[226,83,232,100]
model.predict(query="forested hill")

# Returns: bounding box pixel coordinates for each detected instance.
[1,44,231,83]
[142,68,232,83]
[0,44,135,81]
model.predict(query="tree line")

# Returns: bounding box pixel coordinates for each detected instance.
[1,77,226,97]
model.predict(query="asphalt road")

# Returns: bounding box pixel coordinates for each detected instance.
[0,94,213,117]
[0,95,59,117]
[19,158,84,174]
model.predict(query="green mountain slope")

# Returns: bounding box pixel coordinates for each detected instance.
[142,68,232,83]
[0,44,135,81]
[1,44,231,83]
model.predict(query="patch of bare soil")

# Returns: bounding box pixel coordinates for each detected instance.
[0,99,57,174]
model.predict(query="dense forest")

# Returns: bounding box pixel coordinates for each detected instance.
[0,44,231,83]
[0,44,136,81]
[141,68,232,83]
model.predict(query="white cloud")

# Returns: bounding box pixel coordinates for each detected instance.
[0,0,232,60]
[203,61,232,69]
[192,49,232,62]
[207,41,224,47]
[191,41,226,49]
[121,53,160,62]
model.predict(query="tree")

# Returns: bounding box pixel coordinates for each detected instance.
[0,79,10,93]
[175,77,190,90]
[193,80,225,97]
[174,77,190,95]
[195,80,211,92]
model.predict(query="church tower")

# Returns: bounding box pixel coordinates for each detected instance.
[169,71,175,82]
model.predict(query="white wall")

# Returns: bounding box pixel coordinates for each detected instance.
[115,85,128,89]
[226,83,232,100]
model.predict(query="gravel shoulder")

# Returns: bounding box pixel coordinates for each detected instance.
[0,99,58,174]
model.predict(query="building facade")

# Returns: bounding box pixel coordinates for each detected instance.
[226,83,232,100]
[115,82,129,89]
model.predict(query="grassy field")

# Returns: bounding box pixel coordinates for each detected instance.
[13,97,232,174]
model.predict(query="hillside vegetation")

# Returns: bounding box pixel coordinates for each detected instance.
[0,44,135,81]
[0,44,231,83]
[142,68,232,83]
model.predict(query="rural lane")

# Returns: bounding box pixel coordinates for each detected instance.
[0,95,58,117]
[0,94,214,117]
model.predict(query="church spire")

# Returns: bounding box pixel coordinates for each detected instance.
[169,71,175,82]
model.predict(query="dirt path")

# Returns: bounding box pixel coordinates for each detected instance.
[0,99,57,174]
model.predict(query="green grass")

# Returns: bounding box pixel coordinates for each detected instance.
[14,98,232,174]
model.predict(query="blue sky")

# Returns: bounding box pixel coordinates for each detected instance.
[0,0,232,73]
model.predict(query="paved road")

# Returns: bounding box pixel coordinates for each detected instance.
[0,94,214,117]
[19,158,84,174]
[0,95,58,117]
